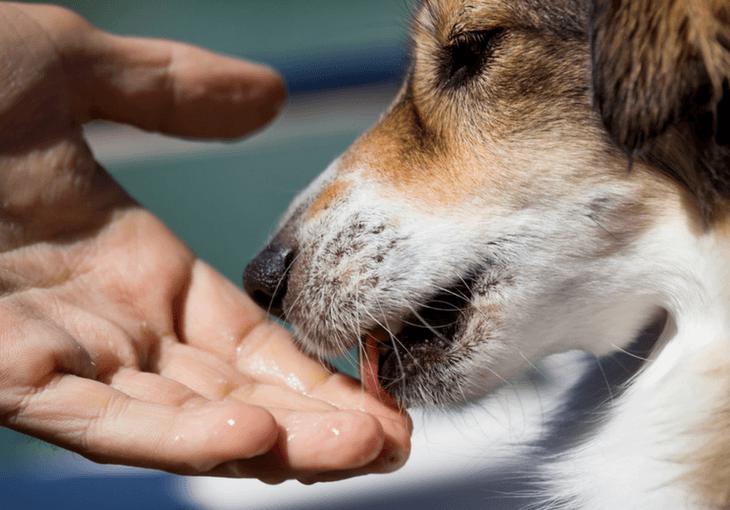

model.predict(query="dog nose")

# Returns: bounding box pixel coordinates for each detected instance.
[243,242,295,317]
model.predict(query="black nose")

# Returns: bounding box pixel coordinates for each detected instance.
[243,242,295,317]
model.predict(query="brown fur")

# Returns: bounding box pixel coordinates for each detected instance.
[591,0,730,218]
[339,88,486,206]
[306,180,350,218]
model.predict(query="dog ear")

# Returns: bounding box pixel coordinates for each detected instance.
[590,0,730,155]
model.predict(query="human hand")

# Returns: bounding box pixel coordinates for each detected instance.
[0,3,410,483]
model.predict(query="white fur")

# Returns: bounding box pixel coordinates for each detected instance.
[542,208,730,509]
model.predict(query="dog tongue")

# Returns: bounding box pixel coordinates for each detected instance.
[360,334,381,395]
[360,331,398,407]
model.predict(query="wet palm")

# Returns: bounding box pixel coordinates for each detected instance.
[0,2,410,482]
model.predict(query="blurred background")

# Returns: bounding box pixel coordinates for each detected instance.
[0,2,579,509]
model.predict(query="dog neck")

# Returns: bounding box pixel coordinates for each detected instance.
[543,203,730,509]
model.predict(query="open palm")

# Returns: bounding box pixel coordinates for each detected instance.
[0,3,410,483]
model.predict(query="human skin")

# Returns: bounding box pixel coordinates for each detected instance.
[0,2,410,483]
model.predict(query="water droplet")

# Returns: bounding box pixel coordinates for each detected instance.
[285,373,306,393]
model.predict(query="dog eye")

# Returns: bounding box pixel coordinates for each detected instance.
[442,29,504,88]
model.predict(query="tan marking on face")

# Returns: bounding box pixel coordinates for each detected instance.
[339,88,492,207]
[337,0,595,210]
[305,179,350,219]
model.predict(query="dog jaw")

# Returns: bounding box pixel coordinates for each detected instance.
[280,149,671,408]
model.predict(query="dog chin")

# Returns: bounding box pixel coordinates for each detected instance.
[376,305,512,408]
[299,268,513,408]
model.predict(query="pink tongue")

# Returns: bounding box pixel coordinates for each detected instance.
[360,335,381,395]
[360,333,398,407]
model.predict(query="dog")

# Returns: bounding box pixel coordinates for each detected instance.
[243,0,730,507]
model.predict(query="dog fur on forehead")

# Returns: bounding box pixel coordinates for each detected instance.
[417,0,587,36]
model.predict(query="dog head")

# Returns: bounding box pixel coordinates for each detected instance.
[244,0,730,407]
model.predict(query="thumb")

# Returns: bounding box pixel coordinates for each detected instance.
[80,32,288,139]
[17,2,287,139]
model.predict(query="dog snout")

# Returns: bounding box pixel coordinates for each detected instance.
[243,241,296,317]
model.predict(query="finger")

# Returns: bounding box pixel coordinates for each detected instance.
[272,409,385,473]
[31,298,139,380]
[288,415,409,482]
[153,344,388,475]
[208,410,385,479]
[228,384,335,413]
[234,318,333,391]
[0,312,96,389]
[308,374,413,472]
[311,373,412,430]
[108,368,205,408]
[175,260,268,360]
[17,3,286,138]
[153,341,252,401]
[178,262,331,391]
[7,374,278,474]
[166,264,410,475]
[155,342,335,411]
[80,32,287,138]
[232,328,413,473]
[298,462,406,485]
[208,271,412,469]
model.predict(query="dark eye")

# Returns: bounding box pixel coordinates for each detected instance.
[440,29,504,88]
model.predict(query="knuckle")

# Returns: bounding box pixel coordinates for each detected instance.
[0,385,40,426]
[351,412,383,444]
[334,412,383,466]
[239,408,278,457]
[37,4,92,35]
